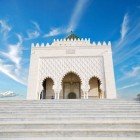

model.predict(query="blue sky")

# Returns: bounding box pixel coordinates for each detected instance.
[0,0,140,99]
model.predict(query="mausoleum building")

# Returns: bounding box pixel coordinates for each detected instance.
[27,33,117,99]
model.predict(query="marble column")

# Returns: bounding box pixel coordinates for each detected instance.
[57,92,60,99]
[86,91,89,99]
[55,92,57,99]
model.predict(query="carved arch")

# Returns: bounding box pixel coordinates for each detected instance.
[60,71,83,85]
[61,71,82,99]
[88,76,102,85]
[87,75,104,92]
[42,76,54,86]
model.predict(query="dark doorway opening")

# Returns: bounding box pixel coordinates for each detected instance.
[68,92,76,99]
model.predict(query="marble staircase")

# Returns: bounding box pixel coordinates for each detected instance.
[0,99,140,139]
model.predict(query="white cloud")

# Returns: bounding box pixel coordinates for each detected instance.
[0,59,26,85]
[44,28,63,37]
[0,20,11,35]
[126,66,140,77]
[0,34,23,69]
[118,66,140,82]
[25,21,40,40]
[31,21,40,31]
[67,0,89,33]
[0,20,27,85]
[26,30,40,40]
[0,20,11,41]
[120,14,129,41]
[115,44,140,66]
[113,13,140,66]
[0,91,16,98]
[118,82,140,90]
[44,0,89,37]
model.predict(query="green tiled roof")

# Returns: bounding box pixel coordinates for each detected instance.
[66,32,80,40]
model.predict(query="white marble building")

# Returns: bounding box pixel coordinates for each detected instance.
[27,33,117,100]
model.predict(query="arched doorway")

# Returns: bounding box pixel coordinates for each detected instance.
[41,78,54,99]
[62,72,81,99]
[88,77,102,99]
[68,92,76,99]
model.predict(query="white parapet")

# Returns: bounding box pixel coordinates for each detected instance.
[31,39,111,48]
[108,41,111,46]
[103,41,107,45]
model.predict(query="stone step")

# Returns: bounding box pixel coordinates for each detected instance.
[1,109,140,113]
[0,112,139,116]
[0,121,140,130]
[0,129,140,138]
[2,104,139,106]
[0,107,140,112]
[1,111,139,114]
[1,109,140,112]
[1,104,140,106]
[4,105,139,107]
[1,109,139,111]
[1,117,140,122]
[0,101,139,102]
[1,137,140,140]
[0,99,138,102]
[0,120,140,123]
[1,106,140,109]
[1,108,139,111]
[0,101,140,105]
[0,119,139,124]
[0,100,139,104]
[0,114,140,118]
[1,105,140,108]
[1,102,139,104]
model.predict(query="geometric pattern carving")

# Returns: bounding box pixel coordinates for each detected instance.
[39,56,105,93]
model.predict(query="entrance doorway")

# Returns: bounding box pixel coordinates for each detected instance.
[62,72,81,99]
[68,92,76,99]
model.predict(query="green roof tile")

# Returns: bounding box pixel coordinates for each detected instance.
[66,32,80,40]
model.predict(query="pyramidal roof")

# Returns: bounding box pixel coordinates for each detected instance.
[66,32,80,40]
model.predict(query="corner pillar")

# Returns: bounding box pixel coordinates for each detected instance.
[103,51,117,99]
